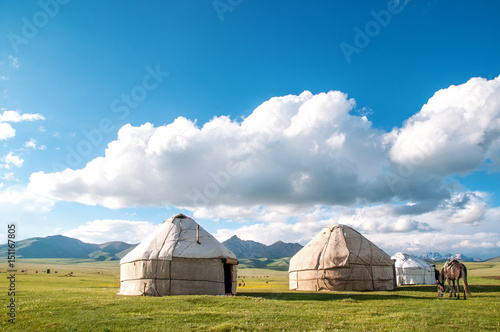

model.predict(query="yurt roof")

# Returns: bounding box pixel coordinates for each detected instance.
[391,252,435,269]
[289,224,392,272]
[120,214,236,264]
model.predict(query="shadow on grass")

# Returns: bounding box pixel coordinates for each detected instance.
[238,292,431,301]
[239,284,500,301]
[395,285,440,293]
[397,284,500,293]
[465,285,500,293]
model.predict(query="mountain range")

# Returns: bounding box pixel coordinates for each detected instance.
[0,234,303,261]
[417,252,483,262]
[0,235,134,261]
[0,235,490,262]
[221,235,303,259]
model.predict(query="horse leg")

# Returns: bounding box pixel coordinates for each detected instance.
[456,278,461,299]
[447,279,453,297]
[462,266,471,299]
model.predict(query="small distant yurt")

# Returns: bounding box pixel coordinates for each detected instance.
[119,213,238,296]
[391,252,435,286]
[289,225,395,291]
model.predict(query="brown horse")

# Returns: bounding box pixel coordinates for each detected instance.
[436,260,471,299]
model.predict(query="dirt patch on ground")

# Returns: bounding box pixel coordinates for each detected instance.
[483,276,500,280]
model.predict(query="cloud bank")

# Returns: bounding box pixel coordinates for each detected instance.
[26,76,500,257]
[29,76,500,209]
[209,191,499,258]
[388,77,500,175]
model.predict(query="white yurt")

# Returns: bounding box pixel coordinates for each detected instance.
[118,213,238,296]
[391,252,436,286]
[289,224,395,291]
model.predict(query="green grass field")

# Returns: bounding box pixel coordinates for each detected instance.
[1,259,499,331]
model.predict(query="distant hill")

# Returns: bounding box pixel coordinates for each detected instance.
[222,235,302,259]
[238,257,291,271]
[115,245,137,259]
[0,234,302,261]
[0,235,134,261]
[417,252,483,262]
[485,256,500,262]
[98,241,133,255]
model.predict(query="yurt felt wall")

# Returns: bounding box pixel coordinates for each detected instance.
[119,214,238,296]
[391,252,436,286]
[289,225,395,291]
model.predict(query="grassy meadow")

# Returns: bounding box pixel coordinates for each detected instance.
[0,258,499,331]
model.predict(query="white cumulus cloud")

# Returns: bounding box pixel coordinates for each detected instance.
[0,110,45,141]
[1,172,17,181]
[23,76,500,257]
[0,185,54,212]
[0,110,45,123]
[24,138,47,150]
[2,152,24,169]
[28,90,398,209]
[63,219,159,244]
[213,201,500,258]
[388,76,500,175]
[0,123,15,140]
[28,77,500,211]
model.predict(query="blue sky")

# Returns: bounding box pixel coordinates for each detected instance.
[1,0,500,258]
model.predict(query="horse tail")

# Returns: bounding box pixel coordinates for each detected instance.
[462,265,472,297]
